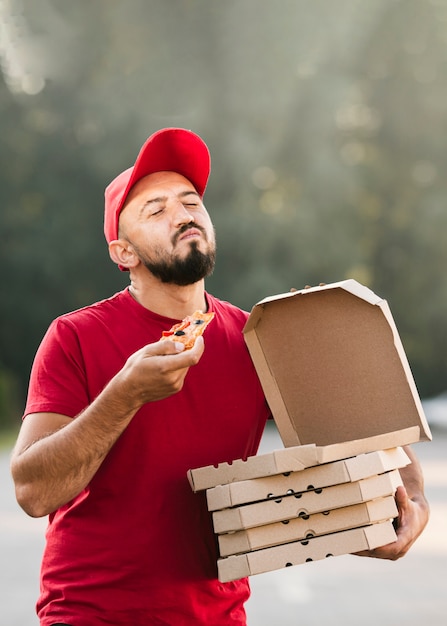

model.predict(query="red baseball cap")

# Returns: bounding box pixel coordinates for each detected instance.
[104,127,211,243]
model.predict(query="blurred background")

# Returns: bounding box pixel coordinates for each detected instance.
[1,0,447,425]
[1,2,447,624]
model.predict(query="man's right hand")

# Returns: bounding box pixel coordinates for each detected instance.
[117,335,204,409]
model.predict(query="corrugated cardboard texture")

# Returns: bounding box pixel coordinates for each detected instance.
[206,447,409,511]
[243,281,431,447]
[218,495,398,556]
[217,519,397,582]
[212,469,402,533]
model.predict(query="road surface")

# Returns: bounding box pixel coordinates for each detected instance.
[1,425,446,625]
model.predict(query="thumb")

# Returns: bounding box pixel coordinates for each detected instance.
[156,338,186,355]
[395,485,410,511]
[139,338,186,358]
[393,485,410,531]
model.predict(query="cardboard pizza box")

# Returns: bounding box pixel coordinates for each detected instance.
[188,444,319,492]
[187,430,417,492]
[218,495,398,557]
[217,520,397,582]
[206,447,409,511]
[243,280,431,449]
[212,469,402,534]
[188,280,430,493]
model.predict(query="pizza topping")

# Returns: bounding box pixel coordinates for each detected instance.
[161,310,215,349]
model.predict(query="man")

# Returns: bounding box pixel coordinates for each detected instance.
[10,128,429,626]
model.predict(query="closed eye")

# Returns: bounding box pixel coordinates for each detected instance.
[180,191,201,206]
[148,206,164,217]
[139,198,166,219]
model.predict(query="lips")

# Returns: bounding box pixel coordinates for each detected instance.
[175,225,205,244]
[180,227,202,240]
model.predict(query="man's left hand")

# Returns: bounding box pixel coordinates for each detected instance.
[355,484,429,560]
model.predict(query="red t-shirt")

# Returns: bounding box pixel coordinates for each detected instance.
[24,289,270,626]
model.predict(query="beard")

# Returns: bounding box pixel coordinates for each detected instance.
[131,225,216,286]
[142,242,216,286]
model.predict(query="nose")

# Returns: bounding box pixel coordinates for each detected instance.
[171,200,194,226]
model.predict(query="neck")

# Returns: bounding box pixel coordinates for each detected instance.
[128,271,207,320]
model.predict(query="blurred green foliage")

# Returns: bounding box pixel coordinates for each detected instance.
[1,0,447,426]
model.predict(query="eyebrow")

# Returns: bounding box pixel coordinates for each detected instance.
[139,190,201,215]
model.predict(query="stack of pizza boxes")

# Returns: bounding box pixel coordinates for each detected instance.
[188,280,432,582]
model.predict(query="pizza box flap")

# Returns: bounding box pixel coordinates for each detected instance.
[243,279,431,448]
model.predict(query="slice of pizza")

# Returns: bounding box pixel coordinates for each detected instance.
[161,310,215,349]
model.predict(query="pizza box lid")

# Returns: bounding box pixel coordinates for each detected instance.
[243,279,431,448]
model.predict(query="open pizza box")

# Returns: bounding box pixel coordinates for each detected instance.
[187,280,432,581]
[188,280,431,492]
[243,279,431,452]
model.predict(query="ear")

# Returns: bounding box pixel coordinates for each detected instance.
[108,239,140,269]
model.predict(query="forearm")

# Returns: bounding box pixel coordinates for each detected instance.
[11,373,138,517]
[11,337,204,518]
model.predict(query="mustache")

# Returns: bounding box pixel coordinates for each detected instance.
[172,222,207,245]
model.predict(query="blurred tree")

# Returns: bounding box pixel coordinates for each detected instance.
[338,0,447,396]
[0,0,446,427]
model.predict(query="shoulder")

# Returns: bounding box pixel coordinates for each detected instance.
[40,290,129,350]
[51,290,129,330]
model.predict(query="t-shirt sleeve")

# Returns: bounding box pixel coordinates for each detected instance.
[24,317,90,419]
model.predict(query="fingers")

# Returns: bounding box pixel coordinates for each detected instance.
[144,335,205,364]
[354,485,428,561]
[140,339,186,357]
[185,335,205,360]
[118,335,205,407]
